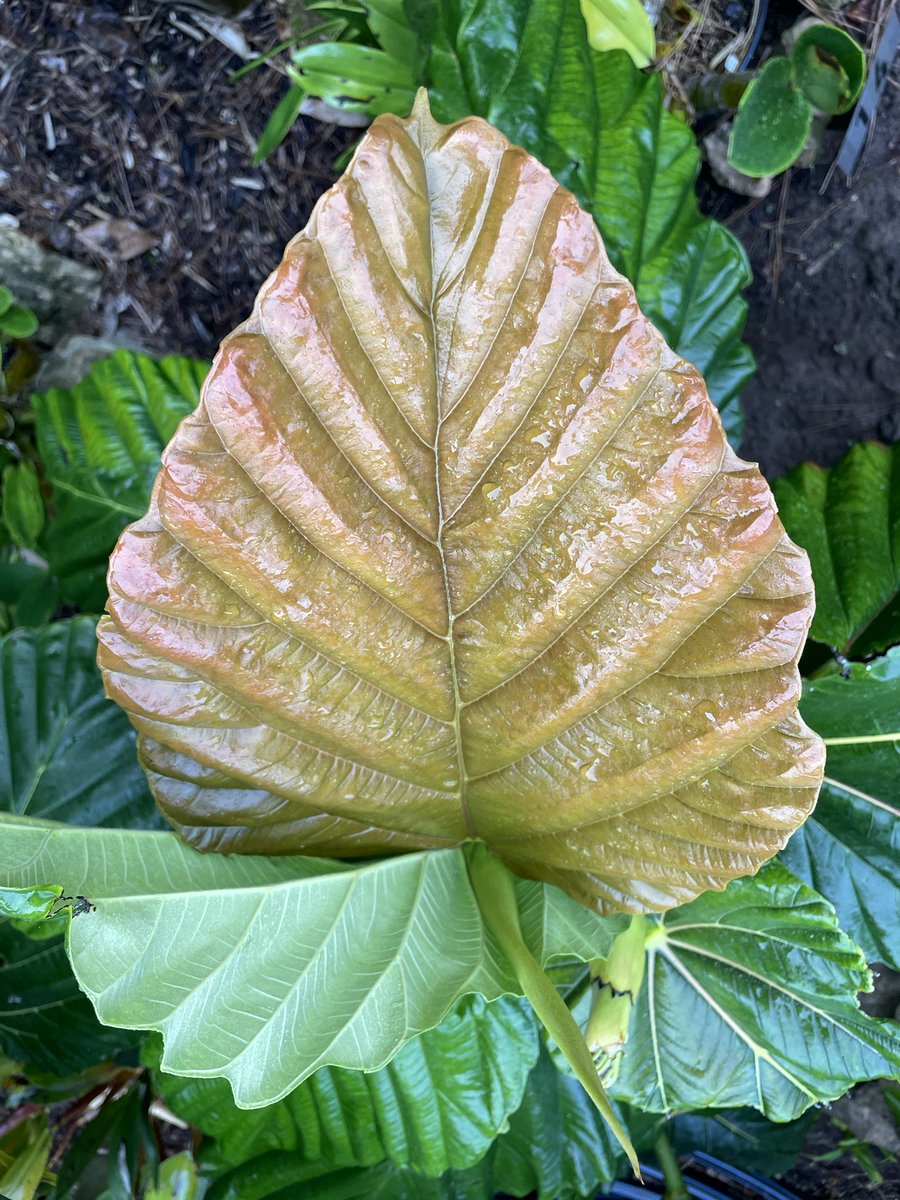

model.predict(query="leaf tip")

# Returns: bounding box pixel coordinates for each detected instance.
[409,86,444,150]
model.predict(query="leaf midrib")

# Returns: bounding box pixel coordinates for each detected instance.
[416,105,475,840]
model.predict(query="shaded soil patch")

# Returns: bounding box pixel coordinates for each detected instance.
[712,67,900,477]
[0,0,353,357]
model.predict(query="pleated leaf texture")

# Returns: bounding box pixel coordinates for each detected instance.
[97,95,824,913]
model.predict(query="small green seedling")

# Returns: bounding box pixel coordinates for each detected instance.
[729,21,866,177]
[0,287,38,343]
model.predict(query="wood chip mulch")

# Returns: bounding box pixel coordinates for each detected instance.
[0,0,355,360]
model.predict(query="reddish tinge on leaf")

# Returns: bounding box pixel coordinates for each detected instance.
[98,93,823,913]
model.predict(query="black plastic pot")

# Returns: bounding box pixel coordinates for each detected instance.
[599,1153,803,1200]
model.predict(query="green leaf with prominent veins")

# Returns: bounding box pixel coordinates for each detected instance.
[152,995,537,1177]
[98,97,821,915]
[0,814,621,1103]
[0,617,162,828]
[407,0,754,437]
[772,441,900,658]
[34,349,205,611]
[611,862,900,1118]
[782,649,900,969]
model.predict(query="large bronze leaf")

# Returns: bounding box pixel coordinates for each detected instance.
[97,96,823,913]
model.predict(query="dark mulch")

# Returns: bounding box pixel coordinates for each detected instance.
[0,0,353,358]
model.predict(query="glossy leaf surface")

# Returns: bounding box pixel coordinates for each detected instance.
[612,862,900,1117]
[34,350,204,611]
[0,814,620,1102]
[579,0,656,68]
[206,1044,625,1200]
[153,995,537,1176]
[0,617,161,828]
[773,441,900,658]
[0,921,135,1075]
[408,1,754,436]
[0,885,61,921]
[728,58,813,178]
[99,99,821,914]
[783,649,900,969]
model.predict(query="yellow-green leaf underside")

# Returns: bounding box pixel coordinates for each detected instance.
[98,95,824,913]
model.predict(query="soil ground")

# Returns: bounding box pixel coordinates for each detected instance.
[1,1,899,1197]
[0,0,354,359]
[713,69,900,479]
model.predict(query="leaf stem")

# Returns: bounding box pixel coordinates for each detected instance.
[822,731,900,745]
[654,1130,689,1199]
[465,843,640,1178]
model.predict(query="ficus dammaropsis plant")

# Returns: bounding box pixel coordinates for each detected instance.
[4,93,828,1171]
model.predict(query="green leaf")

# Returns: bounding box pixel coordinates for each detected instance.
[0,815,621,1104]
[0,553,60,632]
[0,304,39,341]
[0,286,12,316]
[146,1152,202,1200]
[33,349,205,611]
[579,0,655,68]
[792,23,866,115]
[0,921,135,1075]
[366,0,419,64]
[410,0,753,438]
[0,1113,51,1200]
[0,884,61,921]
[253,83,308,163]
[611,861,900,1118]
[1,463,45,549]
[210,1159,459,1200]
[207,1045,626,1200]
[782,649,900,969]
[728,57,813,177]
[772,441,900,658]
[0,617,162,828]
[290,42,417,117]
[154,995,537,1176]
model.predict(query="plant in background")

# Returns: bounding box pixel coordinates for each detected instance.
[251,0,658,161]
[579,0,656,67]
[727,20,867,177]
[0,351,205,636]
[250,0,419,161]
[0,285,39,399]
[251,0,753,441]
